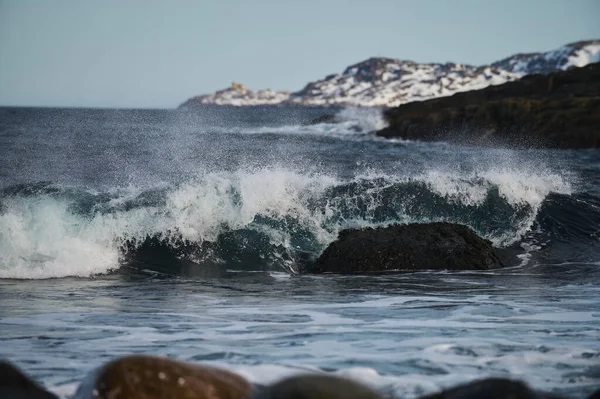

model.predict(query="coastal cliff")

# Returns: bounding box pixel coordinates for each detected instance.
[376,63,600,148]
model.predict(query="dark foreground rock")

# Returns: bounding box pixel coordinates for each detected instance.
[255,374,382,399]
[0,361,57,399]
[419,378,562,399]
[377,63,600,148]
[589,388,600,399]
[4,355,597,399]
[309,222,503,274]
[74,355,253,399]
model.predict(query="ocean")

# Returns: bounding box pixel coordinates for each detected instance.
[0,106,599,398]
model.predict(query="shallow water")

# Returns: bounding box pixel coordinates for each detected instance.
[0,107,599,397]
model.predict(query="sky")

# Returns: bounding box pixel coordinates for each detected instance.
[0,0,599,109]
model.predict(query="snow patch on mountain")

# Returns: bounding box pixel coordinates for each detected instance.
[491,40,600,74]
[182,83,291,107]
[286,60,522,107]
[180,40,600,108]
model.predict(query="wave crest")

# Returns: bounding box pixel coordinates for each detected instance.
[0,166,575,279]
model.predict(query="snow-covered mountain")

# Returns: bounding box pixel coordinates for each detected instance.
[180,40,600,108]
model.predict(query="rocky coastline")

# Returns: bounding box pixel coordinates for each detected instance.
[376,63,600,149]
[179,40,599,109]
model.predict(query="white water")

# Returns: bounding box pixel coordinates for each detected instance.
[0,166,572,279]
[2,274,597,398]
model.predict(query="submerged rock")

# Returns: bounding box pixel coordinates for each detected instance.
[0,361,57,399]
[120,235,227,278]
[308,114,337,124]
[309,222,503,274]
[74,355,253,399]
[254,374,382,399]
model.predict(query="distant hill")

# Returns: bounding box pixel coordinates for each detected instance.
[180,40,600,108]
[376,62,600,149]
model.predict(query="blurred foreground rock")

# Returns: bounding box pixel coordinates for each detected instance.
[0,361,57,399]
[2,355,598,399]
[254,374,383,399]
[74,355,253,399]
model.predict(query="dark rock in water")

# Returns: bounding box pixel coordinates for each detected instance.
[308,114,337,124]
[74,355,253,399]
[254,374,382,399]
[0,361,57,399]
[589,388,600,399]
[418,378,563,399]
[121,234,227,278]
[309,222,503,274]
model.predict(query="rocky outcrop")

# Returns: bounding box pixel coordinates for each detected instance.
[418,378,561,399]
[180,40,599,108]
[376,63,600,148]
[74,355,253,399]
[309,222,503,274]
[0,361,58,399]
[255,375,382,399]
[307,114,337,124]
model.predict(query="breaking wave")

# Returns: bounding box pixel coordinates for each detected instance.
[0,164,587,279]
[205,107,388,139]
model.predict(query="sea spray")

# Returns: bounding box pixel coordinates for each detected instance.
[0,165,572,279]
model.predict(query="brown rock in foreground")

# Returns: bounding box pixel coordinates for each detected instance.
[309,222,503,274]
[377,63,600,148]
[74,355,252,399]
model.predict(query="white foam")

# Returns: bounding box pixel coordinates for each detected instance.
[334,107,388,132]
[214,107,389,140]
[0,196,118,279]
[0,161,572,278]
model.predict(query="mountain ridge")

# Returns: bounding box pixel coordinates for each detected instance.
[179,40,600,108]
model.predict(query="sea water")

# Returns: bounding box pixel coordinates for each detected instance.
[0,107,598,398]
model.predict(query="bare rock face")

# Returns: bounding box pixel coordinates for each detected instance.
[74,355,253,399]
[377,62,600,149]
[309,222,503,274]
[0,361,57,399]
[254,375,383,399]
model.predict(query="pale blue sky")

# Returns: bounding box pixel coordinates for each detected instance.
[1,0,599,108]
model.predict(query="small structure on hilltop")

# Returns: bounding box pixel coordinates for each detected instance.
[231,82,246,92]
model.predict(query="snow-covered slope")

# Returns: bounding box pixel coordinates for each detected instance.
[180,40,600,108]
[286,59,521,107]
[492,40,600,75]
[181,84,291,107]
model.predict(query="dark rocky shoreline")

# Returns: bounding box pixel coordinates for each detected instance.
[2,355,598,399]
[376,63,600,148]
